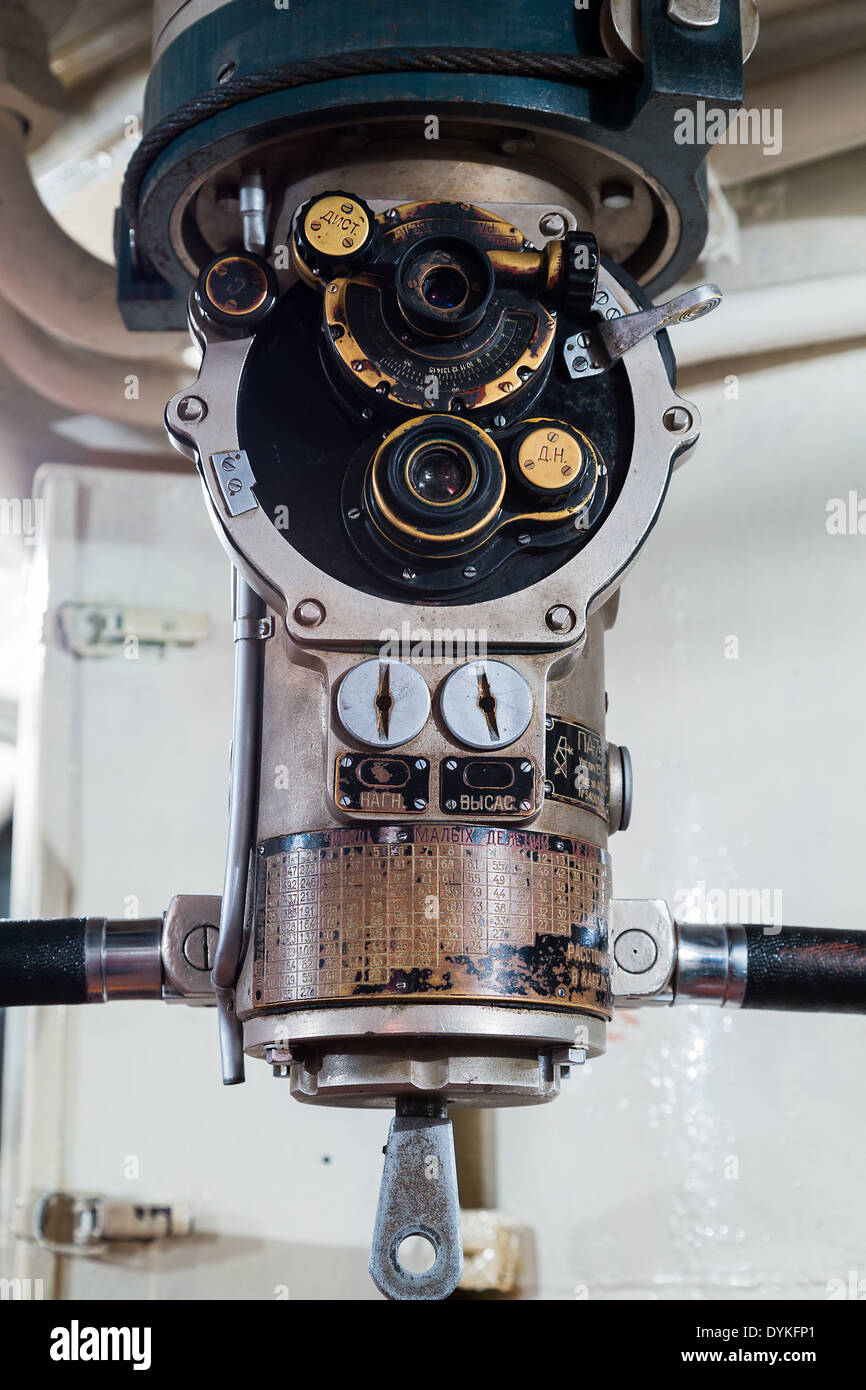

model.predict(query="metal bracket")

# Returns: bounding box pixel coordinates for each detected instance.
[564,283,722,378]
[210,449,258,517]
[369,1103,463,1301]
[161,894,221,1004]
[611,898,676,1006]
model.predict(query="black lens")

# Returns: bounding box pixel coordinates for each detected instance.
[421,266,468,311]
[409,444,472,503]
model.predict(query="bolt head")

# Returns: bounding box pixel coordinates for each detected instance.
[539,211,567,238]
[177,395,206,423]
[294,599,325,627]
[546,605,576,633]
[663,406,693,433]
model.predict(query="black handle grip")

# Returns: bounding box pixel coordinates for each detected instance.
[743,927,866,1013]
[0,918,89,1006]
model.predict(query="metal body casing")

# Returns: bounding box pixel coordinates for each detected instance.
[167,252,700,1105]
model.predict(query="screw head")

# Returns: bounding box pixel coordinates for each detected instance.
[546,605,576,633]
[445,759,457,771]
[182,924,219,971]
[463,566,477,580]
[338,794,351,808]
[445,799,457,811]
[294,599,325,627]
[413,798,427,810]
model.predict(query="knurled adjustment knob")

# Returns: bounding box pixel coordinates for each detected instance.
[197,251,278,329]
[561,231,599,317]
[293,191,376,278]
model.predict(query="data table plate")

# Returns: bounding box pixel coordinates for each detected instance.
[249,825,611,1014]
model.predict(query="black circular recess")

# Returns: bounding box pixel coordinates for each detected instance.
[236,279,635,605]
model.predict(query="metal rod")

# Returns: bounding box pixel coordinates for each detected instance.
[212,567,266,1084]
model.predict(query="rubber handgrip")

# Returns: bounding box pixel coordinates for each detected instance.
[743,927,866,1013]
[0,918,89,1006]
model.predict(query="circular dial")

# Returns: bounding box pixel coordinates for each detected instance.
[322,202,556,415]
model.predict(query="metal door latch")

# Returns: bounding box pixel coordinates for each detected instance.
[15,1192,194,1257]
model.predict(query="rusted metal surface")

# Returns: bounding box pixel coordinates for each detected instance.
[247,824,611,1014]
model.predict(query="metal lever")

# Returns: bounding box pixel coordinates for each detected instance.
[564,283,722,378]
[369,1101,463,1301]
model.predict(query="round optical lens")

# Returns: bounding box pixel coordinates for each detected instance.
[409,444,472,504]
[421,266,468,311]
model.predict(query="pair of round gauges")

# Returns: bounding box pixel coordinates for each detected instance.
[336,657,533,752]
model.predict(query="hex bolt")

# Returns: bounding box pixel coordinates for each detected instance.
[663,406,693,433]
[177,395,207,423]
[546,605,576,633]
[539,211,567,238]
[182,924,219,971]
[294,599,325,627]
